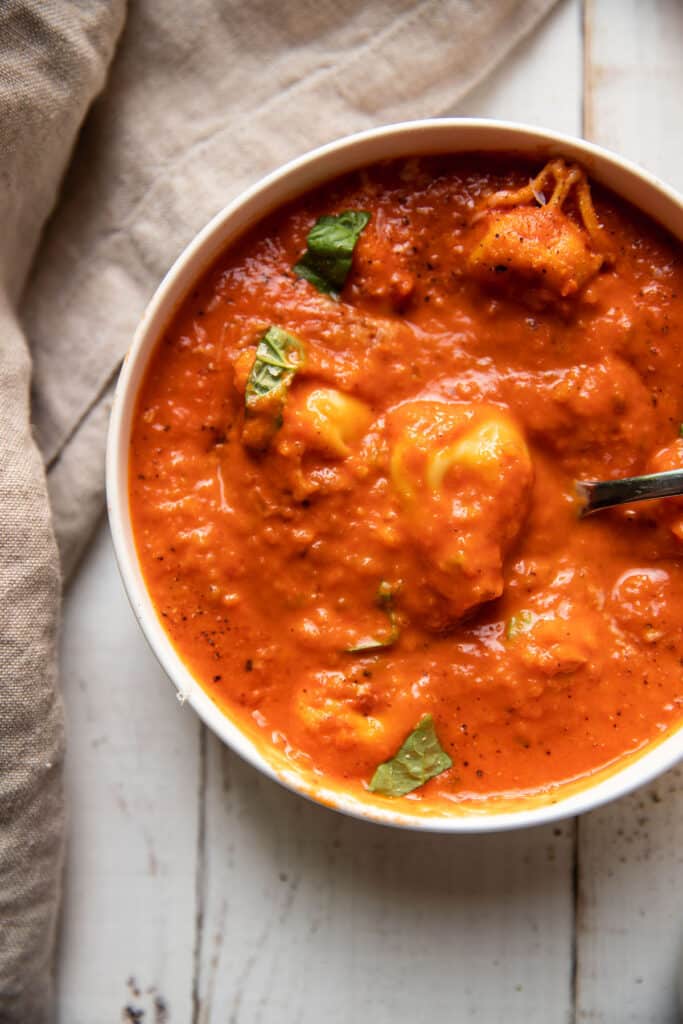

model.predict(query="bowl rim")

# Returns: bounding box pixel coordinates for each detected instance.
[106,117,683,833]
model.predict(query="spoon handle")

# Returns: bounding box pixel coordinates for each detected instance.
[577,468,683,516]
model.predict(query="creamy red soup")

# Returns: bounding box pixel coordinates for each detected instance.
[130,154,683,809]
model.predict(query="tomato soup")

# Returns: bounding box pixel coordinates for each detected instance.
[130,154,683,809]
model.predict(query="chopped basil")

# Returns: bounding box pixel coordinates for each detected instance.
[246,325,304,401]
[347,580,400,653]
[678,423,683,438]
[369,715,452,797]
[243,326,305,449]
[294,210,371,298]
[505,609,536,641]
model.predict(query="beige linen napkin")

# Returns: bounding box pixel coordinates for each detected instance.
[0,5,125,1021]
[1,0,556,1019]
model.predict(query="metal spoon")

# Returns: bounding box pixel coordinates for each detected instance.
[576,469,683,517]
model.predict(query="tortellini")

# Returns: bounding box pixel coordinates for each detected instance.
[279,385,373,459]
[388,401,533,628]
[294,672,386,752]
[468,159,608,299]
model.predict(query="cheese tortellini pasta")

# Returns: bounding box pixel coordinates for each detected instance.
[281,385,374,459]
[388,401,533,629]
[294,672,397,755]
[468,159,608,299]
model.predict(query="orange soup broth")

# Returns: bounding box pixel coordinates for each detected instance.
[130,155,683,811]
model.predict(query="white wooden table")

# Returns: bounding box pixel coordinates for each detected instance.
[57,3,683,1020]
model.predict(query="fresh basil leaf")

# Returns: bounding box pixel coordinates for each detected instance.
[369,715,452,797]
[505,609,536,641]
[294,210,371,298]
[243,326,305,449]
[246,326,304,403]
[347,580,400,653]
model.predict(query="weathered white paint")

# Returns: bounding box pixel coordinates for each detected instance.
[576,771,683,1024]
[57,526,200,1022]
[451,0,582,133]
[576,2,683,1021]
[57,2,683,1021]
[198,736,575,1023]
[584,0,683,191]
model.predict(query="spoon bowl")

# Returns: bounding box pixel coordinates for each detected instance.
[577,468,683,516]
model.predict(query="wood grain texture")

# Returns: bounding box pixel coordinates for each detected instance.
[57,527,201,1023]
[584,0,683,189]
[576,772,683,1023]
[197,737,575,1023]
[451,0,582,132]
[57,2,683,1022]
[577,3,683,1020]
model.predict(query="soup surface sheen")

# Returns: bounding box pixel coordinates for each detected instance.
[130,155,683,810]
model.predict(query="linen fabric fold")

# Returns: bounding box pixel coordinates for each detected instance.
[0,5,125,1021]
[0,0,556,1019]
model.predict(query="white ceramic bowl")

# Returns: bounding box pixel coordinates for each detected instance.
[107,118,683,832]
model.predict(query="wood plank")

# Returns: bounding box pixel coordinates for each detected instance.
[576,773,683,1023]
[577,2,683,1021]
[197,4,583,1021]
[57,524,201,1023]
[198,742,575,1024]
[450,0,582,133]
[584,0,683,190]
